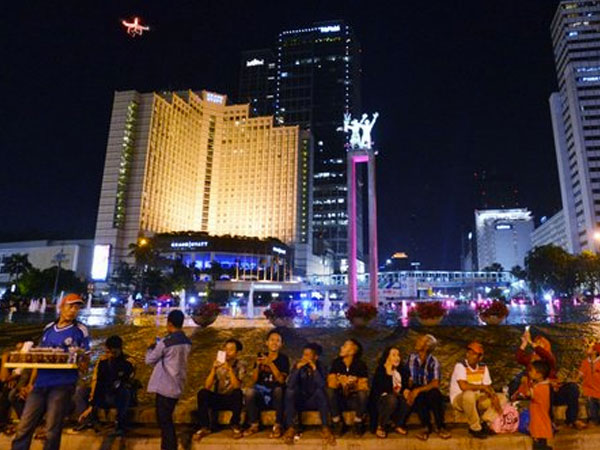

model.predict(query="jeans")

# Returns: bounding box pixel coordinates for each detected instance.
[74,385,132,428]
[408,388,446,433]
[197,388,243,429]
[245,385,284,425]
[326,387,368,421]
[156,394,178,450]
[551,382,580,425]
[587,397,600,424]
[11,384,74,450]
[284,388,329,429]
[376,393,410,427]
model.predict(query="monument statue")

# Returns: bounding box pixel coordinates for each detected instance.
[338,112,379,149]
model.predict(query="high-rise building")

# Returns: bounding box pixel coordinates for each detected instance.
[474,209,533,270]
[531,210,571,252]
[550,1,600,253]
[239,21,363,270]
[92,89,313,279]
[238,49,276,117]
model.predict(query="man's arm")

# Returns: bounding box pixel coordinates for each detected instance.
[145,341,165,366]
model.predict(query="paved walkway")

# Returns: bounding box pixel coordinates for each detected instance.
[0,425,598,449]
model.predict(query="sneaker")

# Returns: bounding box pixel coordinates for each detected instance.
[321,426,336,446]
[468,428,488,439]
[232,426,243,439]
[481,422,495,436]
[270,423,283,438]
[282,427,295,445]
[331,420,344,436]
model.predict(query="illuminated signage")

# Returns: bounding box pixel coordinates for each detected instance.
[273,246,287,255]
[495,224,512,230]
[171,241,209,249]
[205,92,225,104]
[319,25,341,33]
[254,284,283,290]
[246,58,265,67]
[91,244,110,280]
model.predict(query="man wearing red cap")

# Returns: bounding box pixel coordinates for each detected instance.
[12,293,90,450]
[449,341,503,439]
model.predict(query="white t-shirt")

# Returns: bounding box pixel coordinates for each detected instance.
[449,360,492,404]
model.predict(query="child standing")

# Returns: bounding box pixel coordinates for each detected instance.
[579,341,600,425]
[528,360,553,450]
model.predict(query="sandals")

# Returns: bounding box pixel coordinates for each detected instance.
[193,428,211,441]
[376,426,387,438]
[243,423,260,437]
[416,431,430,441]
[438,429,452,439]
[394,426,408,435]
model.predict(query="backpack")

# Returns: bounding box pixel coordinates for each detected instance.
[490,403,520,434]
[518,408,530,435]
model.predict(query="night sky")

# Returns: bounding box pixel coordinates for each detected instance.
[0,1,561,269]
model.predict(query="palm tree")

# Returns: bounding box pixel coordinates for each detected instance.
[2,253,33,282]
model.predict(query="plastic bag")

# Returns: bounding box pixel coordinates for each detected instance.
[490,403,520,434]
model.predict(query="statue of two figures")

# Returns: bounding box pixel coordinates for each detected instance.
[338,112,379,149]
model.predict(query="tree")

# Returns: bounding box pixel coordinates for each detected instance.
[128,239,160,269]
[111,261,137,295]
[17,266,85,297]
[575,251,600,295]
[525,245,576,297]
[2,253,33,282]
[488,287,506,301]
[483,262,504,272]
[510,265,527,280]
[163,258,195,293]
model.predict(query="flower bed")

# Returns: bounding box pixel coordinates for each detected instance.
[264,301,297,327]
[345,303,378,327]
[413,301,446,326]
[190,302,220,327]
[477,300,509,325]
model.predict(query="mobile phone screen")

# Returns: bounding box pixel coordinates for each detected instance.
[217,350,226,364]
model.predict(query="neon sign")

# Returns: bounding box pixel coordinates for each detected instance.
[205,93,225,104]
[246,58,265,67]
[170,241,209,249]
[319,25,341,33]
[273,246,287,255]
[122,17,150,37]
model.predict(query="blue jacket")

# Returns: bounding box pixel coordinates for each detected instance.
[145,330,192,399]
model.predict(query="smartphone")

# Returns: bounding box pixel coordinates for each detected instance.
[525,325,531,333]
[217,350,226,364]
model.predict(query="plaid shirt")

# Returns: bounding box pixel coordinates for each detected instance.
[406,352,441,387]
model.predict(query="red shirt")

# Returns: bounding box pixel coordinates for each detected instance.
[579,357,600,399]
[516,346,558,380]
[530,380,553,440]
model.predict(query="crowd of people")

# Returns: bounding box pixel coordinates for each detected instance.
[0,294,599,450]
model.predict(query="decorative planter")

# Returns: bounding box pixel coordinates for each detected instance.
[269,317,294,328]
[190,314,218,328]
[417,316,444,326]
[480,314,506,325]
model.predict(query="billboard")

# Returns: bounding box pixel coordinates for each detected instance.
[91,244,111,280]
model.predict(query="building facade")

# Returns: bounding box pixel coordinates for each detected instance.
[0,240,93,286]
[531,210,572,252]
[238,49,276,117]
[93,90,313,280]
[475,209,533,270]
[550,1,600,253]
[239,21,363,269]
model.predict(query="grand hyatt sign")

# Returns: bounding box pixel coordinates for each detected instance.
[170,241,209,249]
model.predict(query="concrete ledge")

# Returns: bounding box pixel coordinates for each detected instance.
[0,425,598,450]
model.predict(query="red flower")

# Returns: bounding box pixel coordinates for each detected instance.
[194,302,221,318]
[345,303,378,321]
[264,301,297,320]
[414,301,446,320]
[477,300,509,318]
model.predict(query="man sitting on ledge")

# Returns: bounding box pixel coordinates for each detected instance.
[194,339,245,441]
[327,339,369,436]
[449,341,503,439]
[283,343,335,445]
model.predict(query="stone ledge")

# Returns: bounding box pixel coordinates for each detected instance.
[0,425,597,450]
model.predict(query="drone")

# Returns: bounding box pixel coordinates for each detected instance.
[122,17,150,37]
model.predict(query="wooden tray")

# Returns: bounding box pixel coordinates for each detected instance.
[4,362,78,369]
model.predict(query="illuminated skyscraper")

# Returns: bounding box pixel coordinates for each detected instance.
[93,89,312,279]
[239,21,363,270]
[238,49,276,117]
[550,1,600,253]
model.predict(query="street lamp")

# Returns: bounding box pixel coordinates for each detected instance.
[51,249,67,303]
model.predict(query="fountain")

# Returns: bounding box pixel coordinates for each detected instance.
[180,289,186,315]
[323,291,331,319]
[247,284,254,319]
[55,291,64,315]
[86,293,92,312]
[126,295,134,316]
[40,298,47,313]
[28,299,38,313]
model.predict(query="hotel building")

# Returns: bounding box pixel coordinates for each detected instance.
[92,90,314,280]
[550,1,600,253]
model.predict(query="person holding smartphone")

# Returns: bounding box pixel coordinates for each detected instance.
[243,329,289,438]
[195,338,246,441]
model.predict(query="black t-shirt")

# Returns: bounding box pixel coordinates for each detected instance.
[256,353,290,388]
[329,356,369,378]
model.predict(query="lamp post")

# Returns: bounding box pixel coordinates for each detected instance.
[51,249,67,303]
